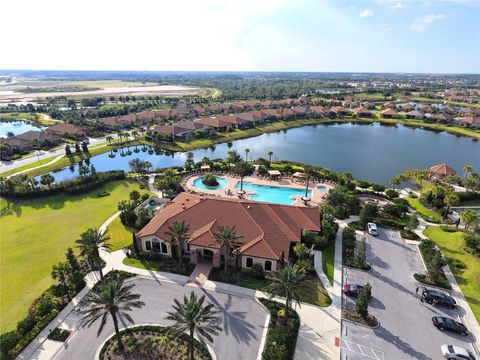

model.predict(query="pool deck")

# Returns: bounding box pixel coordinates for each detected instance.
[184,174,333,207]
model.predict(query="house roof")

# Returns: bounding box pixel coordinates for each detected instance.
[47,123,87,134]
[381,108,398,116]
[197,117,230,128]
[429,163,456,176]
[136,193,321,260]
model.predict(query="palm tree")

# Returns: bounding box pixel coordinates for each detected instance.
[106,135,113,145]
[460,209,477,231]
[303,165,314,200]
[40,173,55,190]
[213,226,243,275]
[234,161,250,194]
[266,264,309,324]
[463,165,473,179]
[268,151,273,163]
[165,292,221,360]
[131,130,139,140]
[51,262,73,301]
[76,228,111,279]
[245,148,250,162]
[79,276,145,354]
[166,221,191,269]
[443,192,460,219]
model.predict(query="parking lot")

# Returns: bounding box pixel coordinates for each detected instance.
[341,228,477,360]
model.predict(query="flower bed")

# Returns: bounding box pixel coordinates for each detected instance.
[259,299,300,360]
[99,325,211,360]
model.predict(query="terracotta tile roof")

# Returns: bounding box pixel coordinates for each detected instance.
[137,193,321,260]
[381,108,398,116]
[47,123,88,134]
[429,163,456,176]
[196,117,230,129]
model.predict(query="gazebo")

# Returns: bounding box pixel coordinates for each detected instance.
[268,170,282,180]
[292,172,305,180]
[429,163,456,178]
[200,165,211,172]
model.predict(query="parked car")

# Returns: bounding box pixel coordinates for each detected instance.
[441,344,477,360]
[343,284,365,297]
[367,222,378,236]
[432,317,469,336]
[421,287,457,308]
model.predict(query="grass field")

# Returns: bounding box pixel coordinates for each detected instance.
[423,226,480,322]
[107,216,135,251]
[0,180,145,333]
[405,196,442,223]
[322,243,335,285]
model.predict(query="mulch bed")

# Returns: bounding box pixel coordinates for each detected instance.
[342,307,378,328]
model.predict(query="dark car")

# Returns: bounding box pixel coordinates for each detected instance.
[432,317,469,336]
[421,287,456,308]
[343,284,365,297]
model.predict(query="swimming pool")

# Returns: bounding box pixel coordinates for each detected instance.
[192,176,229,190]
[235,181,312,205]
[316,185,328,190]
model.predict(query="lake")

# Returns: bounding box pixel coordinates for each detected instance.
[0,120,44,137]
[42,123,480,186]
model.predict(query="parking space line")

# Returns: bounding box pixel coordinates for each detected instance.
[341,340,385,360]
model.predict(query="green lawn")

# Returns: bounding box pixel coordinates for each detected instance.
[107,216,135,251]
[405,196,442,223]
[0,180,146,333]
[322,244,335,285]
[423,226,480,322]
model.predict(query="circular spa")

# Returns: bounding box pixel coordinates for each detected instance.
[192,176,229,190]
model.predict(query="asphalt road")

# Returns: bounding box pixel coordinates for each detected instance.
[54,277,268,360]
[341,228,477,360]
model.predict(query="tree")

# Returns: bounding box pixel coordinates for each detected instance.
[463,165,473,179]
[234,160,251,194]
[226,150,241,164]
[131,130,139,140]
[51,262,73,301]
[293,243,308,261]
[129,190,141,204]
[427,251,445,283]
[354,237,368,269]
[78,164,90,178]
[355,284,371,319]
[66,247,81,272]
[106,135,113,145]
[266,265,309,324]
[65,144,72,156]
[79,276,145,354]
[165,292,221,360]
[443,192,460,219]
[76,228,111,279]
[40,173,55,190]
[155,169,182,196]
[166,221,191,269]
[128,158,147,173]
[359,204,378,226]
[213,226,243,275]
[81,141,89,153]
[268,151,273,163]
[245,148,250,162]
[390,175,405,191]
[74,143,81,153]
[461,209,477,231]
[303,165,315,200]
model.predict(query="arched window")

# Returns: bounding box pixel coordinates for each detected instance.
[264,260,272,272]
[161,242,168,254]
[245,257,253,268]
[145,240,152,251]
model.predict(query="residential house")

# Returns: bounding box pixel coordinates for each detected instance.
[405,110,424,119]
[330,106,351,116]
[46,123,89,138]
[380,108,399,118]
[196,117,230,131]
[1,130,62,152]
[136,193,321,271]
[353,107,372,117]
[454,116,480,128]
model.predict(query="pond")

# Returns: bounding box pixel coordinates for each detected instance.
[0,120,44,137]
[40,123,480,186]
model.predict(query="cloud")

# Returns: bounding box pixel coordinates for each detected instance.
[359,9,374,17]
[391,2,404,9]
[383,26,394,32]
[411,13,446,32]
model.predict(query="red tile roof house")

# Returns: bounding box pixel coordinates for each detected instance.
[292,106,309,117]
[454,116,480,128]
[400,104,414,112]
[216,115,252,129]
[1,130,63,151]
[429,163,456,178]
[152,124,193,140]
[46,123,89,139]
[175,120,213,133]
[330,106,351,117]
[380,108,399,118]
[196,117,231,131]
[309,106,326,117]
[100,115,136,129]
[261,108,282,120]
[353,107,372,117]
[281,108,296,119]
[135,193,321,271]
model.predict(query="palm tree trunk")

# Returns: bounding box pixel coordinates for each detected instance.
[240,177,244,192]
[189,327,195,360]
[224,247,228,276]
[95,251,104,279]
[111,311,125,354]
[284,294,290,325]
[178,242,183,269]
[305,177,310,198]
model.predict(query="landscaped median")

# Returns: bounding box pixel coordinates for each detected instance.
[405,195,442,223]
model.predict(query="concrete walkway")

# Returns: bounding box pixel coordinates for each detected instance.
[188,262,213,286]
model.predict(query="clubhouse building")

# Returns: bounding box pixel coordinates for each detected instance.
[136,193,321,272]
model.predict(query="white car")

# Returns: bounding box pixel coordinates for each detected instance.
[441,344,477,360]
[367,222,378,236]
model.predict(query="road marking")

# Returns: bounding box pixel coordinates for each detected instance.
[341,340,385,360]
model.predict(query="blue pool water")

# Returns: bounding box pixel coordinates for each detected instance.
[235,181,312,205]
[316,185,328,190]
[192,176,228,190]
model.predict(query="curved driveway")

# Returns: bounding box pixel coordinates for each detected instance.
[53,277,268,360]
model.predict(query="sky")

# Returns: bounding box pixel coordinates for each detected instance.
[0,0,479,73]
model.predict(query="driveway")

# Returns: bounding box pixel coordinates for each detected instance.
[341,228,477,360]
[53,277,268,360]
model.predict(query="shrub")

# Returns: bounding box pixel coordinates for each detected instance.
[1,331,21,360]
[47,328,71,342]
[36,297,55,317]
[250,264,265,279]
[202,173,219,187]
[400,229,419,240]
[371,183,386,192]
[385,189,399,198]
[16,315,36,336]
